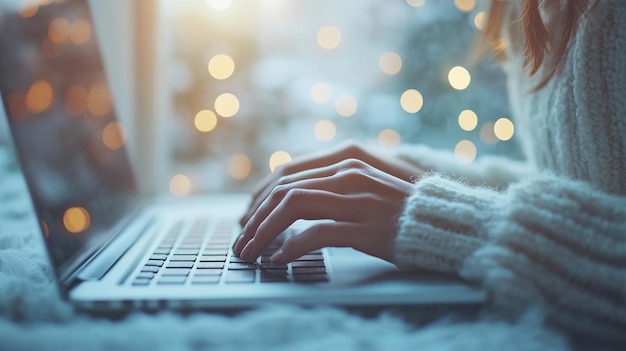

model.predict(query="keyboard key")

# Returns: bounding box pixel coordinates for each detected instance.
[225,270,256,283]
[260,271,289,283]
[295,254,324,261]
[153,248,170,255]
[177,244,201,249]
[157,276,187,285]
[228,262,257,270]
[203,249,228,256]
[293,267,326,275]
[197,262,225,269]
[174,249,199,255]
[145,260,164,267]
[199,255,227,262]
[132,278,151,286]
[170,255,197,262]
[141,266,159,273]
[292,261,325,268]
[166,262,194,269]
[294,274,328,283]
[260,262,287,270]
[191,276,220,284]
[150,254,167,261]
[136,272,155,279]
[161,268,190,276]
[194,269,223,276]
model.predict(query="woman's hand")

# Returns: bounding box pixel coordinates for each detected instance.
[233,141,422,264]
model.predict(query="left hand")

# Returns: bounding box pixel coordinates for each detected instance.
[234,158,414,264]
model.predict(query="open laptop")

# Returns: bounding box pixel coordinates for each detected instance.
[0,0,486,312]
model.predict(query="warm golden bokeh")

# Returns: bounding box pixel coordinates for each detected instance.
[458,109,478,131]
[194,110,218,132]
[494,117,515,141]
[400,89,423,113]
[311,82,332,103]
[208,54,235,80]
[19,3,38,18]
[335,94,357,117]
[454,140,477,163]
[102,121,126,150]
[48,17,70,44]
[474,11,486,30]
[214,93,239,117]
[317,25,341,50]
[406,0,425,7]
[228,154,252,180]
[378,129,401,148]
[169,174,192,196]
[25,80,54,114]
[454,0,476,12]
[70,18,92,45]
[314,119,336,142]
[63,207,91,234]
[379,52,403,76]
[87,83,112,117]
[269,151,292,172]
[448,66,471,90]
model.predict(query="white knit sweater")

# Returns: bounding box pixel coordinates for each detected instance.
[394,0,626,342]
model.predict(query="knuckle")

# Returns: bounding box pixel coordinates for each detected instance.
[270,184,290,200]
[340,157,365,170]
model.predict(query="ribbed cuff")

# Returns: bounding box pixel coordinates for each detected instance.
[394,174,501,273]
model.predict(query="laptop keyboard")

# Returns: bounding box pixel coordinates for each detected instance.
[130,218,328,286]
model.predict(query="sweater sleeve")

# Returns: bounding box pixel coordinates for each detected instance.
[394,144,532,189]
[395,173,626,341]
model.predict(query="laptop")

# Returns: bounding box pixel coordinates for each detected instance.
[0,0,486,313]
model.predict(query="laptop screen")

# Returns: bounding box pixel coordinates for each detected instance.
[0,0,139,279]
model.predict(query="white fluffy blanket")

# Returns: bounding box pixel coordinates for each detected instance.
[0,146,573,351]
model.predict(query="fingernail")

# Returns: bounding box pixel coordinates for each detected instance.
[240,239,255,261]
[270,249,284,264]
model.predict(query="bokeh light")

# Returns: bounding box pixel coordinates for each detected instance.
[494,117,515,141]
[228,154,252,180]
[208,54,235,80]
[102,121,126,150]
[311,82,331,103]
[317,25,341,50]
[63,207,90,234]
[458,109,478,131]
[474,11,486,30]
[170,174,192,196]
[19,3,38,18]
[314,119,336,142]
[400,89,423,113]
[269,151,292,172]
[70,18,92,45]
[378,129,401,148]
[25,80,54,113]
[214,93,239,117]
[454,140,477,163]
[194,110,218,132]
[48,17,70,44]
[87,83,112,117]
[335,94,357,117]
[406,0,425,7]
[379,52,402,76]
[454,0,476,12]
[448,66,471,90]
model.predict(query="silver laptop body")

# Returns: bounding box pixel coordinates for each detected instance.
[0,0,486,313]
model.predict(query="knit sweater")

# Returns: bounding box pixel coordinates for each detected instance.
[393,0,626,342]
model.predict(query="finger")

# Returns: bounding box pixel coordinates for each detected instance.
[269,222,361,264]
[239,191,365,261]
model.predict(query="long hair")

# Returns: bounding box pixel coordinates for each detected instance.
[476,0,590,92]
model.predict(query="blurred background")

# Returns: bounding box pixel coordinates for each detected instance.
[0,0,521,196]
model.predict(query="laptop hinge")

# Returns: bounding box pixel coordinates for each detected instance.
[76,214,154,281]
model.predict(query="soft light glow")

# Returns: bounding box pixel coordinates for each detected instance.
[208,54,235,80]
[378,129,401,148]
[63,207,90,234]
[458,110,478,131]
[474,11,486,30]
[214,93,239,117]
[228,154,252,180]
[454,0,476,12]
[48,18,70,44]
[102,122,125,150]
[25,80,54,113]
[406,0,425,7]
[480,122,498,144]
[317,25,341,50]
[65,85,87,117]
[87,83,112,117]
[454,140,477,164]
[379,52,402,76]
[19,3,38,18]
[194,110,218,132]
[70,18,92,45]
[400,89,423,113]
[170,174,191,196]
[314,120,336,142]
[335,94,357,117]
[206,0,232,11]
[269,151,292,172]
[494,117,515,141]
[448,66,471,90]
[311,82,331,103]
